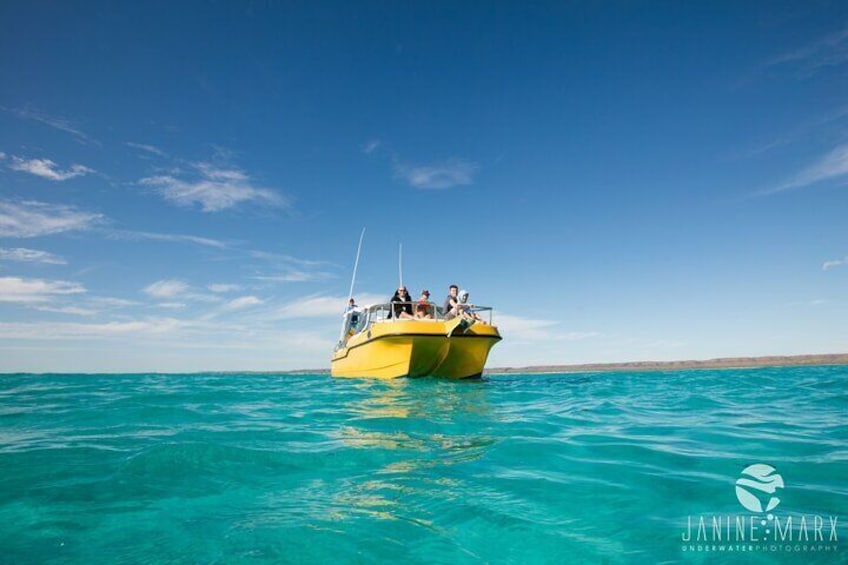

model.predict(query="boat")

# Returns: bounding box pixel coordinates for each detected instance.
[330,230,501,379]
[331,301,502,379]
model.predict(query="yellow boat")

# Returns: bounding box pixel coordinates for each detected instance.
[331,303,502,379]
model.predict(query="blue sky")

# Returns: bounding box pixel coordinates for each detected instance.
[1,1,846,372]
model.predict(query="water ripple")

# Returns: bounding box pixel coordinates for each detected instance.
[0,366,845,563]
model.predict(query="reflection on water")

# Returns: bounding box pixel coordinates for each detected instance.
[347,378,491,421]
[331,378,497,525]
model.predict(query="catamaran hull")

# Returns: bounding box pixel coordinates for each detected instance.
[331,320,501,379]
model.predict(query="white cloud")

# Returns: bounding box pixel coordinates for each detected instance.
[9,157,94,181]
[143,279,189,298]
[254,270,335,283]
[362,139,381,154]
[35,305,97,316]
[106,229,228,249]
[248,250,336,283]
[494,313,601,343]
[274,293,385,319]
[823,257,848,270]
[208,283,241,293]
[141,279,221,304]
[768,26,848,77]
[0,276,86,303]
[0,200,104,238]
[775,144,848,193]
[395,159,478,189]
[248,250,330,267]
[2,106,98,145]
[493,313,560,340]
[222,295,263,311]
[89,296,139,308]
[140,162,286,212]
[0,318,187,339]
[156,302,187,309]
[0,247,66,265]
[126,142,167,157]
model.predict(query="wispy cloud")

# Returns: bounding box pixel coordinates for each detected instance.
[761,143,848,195]
[208,283,241,293]
[362,139,381,154]
[248,250,329,268]
[0,247,66,265]
[395,158,478,189]
[495,313,601,343]
[140,162,286,212]
[0,200,104,238]
[156,302,187,309]
[274,293,385,319]
[2,105,98,145]
[222,295,263,311]
[0,276,86,303]
[253,270,335,283]
[105,229,228,249]
[126,142,167,157]
[823,257,848,270]
[248,249,336,283]
[8,157,94,181]
[141,279,220,305]
[768,26,848,77]
[142,279,190,299]
[35,305,97,316]
[0,317,188,339]
[732,105,848,161]
[89,296,139,308]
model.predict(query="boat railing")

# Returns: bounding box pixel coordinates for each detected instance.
[337,302,495,349]
[361,302,494,324]
[337,302,496,348]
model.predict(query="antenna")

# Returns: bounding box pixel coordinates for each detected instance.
[347,228,366,302]
[398,243,403,288]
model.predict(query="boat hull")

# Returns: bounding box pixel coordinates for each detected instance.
[331,319,501,379]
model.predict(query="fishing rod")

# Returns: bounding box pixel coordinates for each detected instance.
[347,228,366,303]
[398,243,403,289]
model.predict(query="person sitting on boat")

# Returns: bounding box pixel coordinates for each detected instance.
[442,284,460,320]
[415,289,433,319]
[457,289,485,324]
[390,286,414,319]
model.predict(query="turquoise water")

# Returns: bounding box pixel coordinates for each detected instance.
[1,366,845,564]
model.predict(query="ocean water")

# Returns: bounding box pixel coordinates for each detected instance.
[1,366,845,564]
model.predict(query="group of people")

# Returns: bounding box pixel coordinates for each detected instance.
[388,286,429,319]
[388,284,483,323]
[344,284,484,334]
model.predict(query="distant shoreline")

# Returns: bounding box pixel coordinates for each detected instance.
[266,353,848,375]
[5,353,846,376]
[486,353,848,375]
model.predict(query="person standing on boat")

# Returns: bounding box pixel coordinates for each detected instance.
[443,284,460,320]
[344,298,361,335]
[390,286,414,319]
